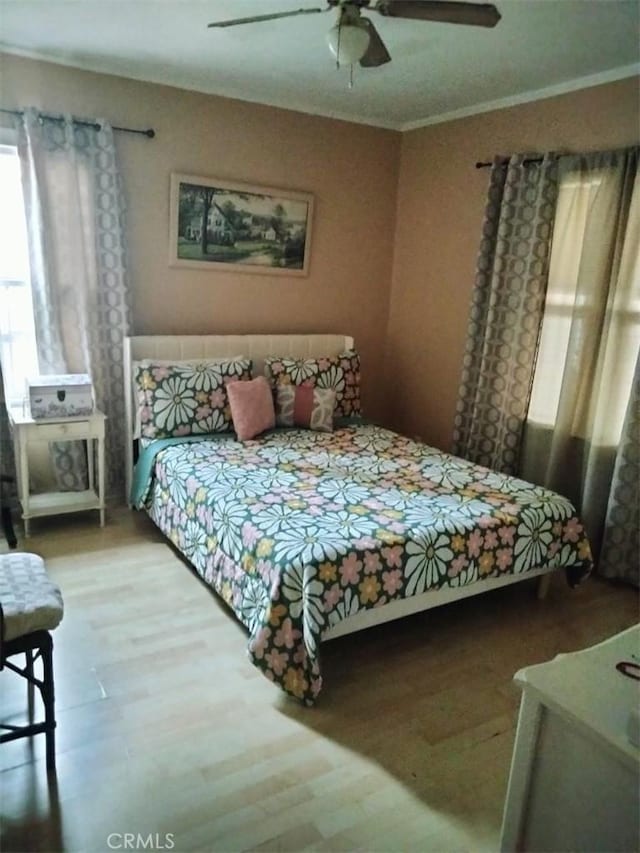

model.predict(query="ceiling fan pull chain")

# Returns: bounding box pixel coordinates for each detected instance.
[349,63,355,89]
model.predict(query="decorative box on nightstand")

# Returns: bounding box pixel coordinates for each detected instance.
[28,373,94,420]
[8,406,106,536]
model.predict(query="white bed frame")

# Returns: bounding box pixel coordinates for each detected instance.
[124,333,551,644]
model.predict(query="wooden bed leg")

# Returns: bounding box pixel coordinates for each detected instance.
[537,574,551,600]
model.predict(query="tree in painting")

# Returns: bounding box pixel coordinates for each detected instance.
[198,187,216,256]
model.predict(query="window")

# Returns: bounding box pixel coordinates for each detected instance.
[527,165,640,447]
[0,144,39,406]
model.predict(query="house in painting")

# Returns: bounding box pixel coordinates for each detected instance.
[185,203,235,244]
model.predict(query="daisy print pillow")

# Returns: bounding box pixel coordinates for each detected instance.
[264,350,361,419]
[135,358,252,439]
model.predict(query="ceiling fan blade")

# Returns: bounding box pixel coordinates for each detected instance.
[208,8,325,29]
[373,1,501,28]
[359,19,391,67]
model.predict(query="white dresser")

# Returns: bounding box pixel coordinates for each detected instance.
[501,624,640,852]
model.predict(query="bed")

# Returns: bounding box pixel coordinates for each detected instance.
[125,334,593,704]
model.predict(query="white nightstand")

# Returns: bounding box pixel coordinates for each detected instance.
[501,625,640,852]
[8,407,107,536]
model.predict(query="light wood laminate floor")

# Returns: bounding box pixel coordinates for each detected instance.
[1,509,637,853]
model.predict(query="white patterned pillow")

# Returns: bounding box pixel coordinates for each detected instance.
[135,358,252,439]
[275,385,336,432]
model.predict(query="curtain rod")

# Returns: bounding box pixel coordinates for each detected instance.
[477,144,639,169]
[476,156,545,169]
[0,108,155,138]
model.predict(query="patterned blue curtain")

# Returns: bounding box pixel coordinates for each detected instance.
[452,154,559,474]
[599,350,639,586]
[16,108,132,500]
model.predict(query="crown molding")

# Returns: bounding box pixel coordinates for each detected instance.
[400,64,640,132]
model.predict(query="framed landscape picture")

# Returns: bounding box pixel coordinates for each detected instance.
[169,173,314,276]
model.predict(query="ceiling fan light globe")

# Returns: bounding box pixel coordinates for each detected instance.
[326,23,370,65]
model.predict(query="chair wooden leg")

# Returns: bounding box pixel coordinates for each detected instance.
[25,648,35,722]
[40,633,56,774]
[1,503,18,549]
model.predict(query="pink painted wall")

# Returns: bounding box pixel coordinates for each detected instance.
[2,53,637,441]
[1,53,400,421]
[386,77,640,450]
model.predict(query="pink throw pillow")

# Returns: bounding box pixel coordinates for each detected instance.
[227,376,276,441]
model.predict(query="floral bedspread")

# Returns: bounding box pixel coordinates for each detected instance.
[136,424,593,704]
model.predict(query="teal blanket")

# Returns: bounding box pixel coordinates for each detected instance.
[131,434,235,507]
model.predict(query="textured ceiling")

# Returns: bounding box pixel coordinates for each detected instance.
[1,0,639,129]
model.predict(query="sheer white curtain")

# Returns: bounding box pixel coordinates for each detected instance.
[0,144,39,406]
[521,147,639,582]
[16,108,132,499]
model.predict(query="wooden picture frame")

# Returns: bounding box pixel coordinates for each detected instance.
[169,173,314,276]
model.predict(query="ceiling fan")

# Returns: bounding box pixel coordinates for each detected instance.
[208,1,501,69]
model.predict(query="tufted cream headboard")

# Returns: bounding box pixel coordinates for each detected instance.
[123,333,354,501]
